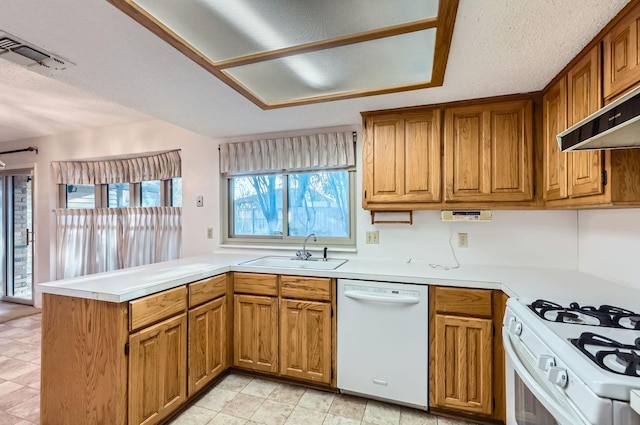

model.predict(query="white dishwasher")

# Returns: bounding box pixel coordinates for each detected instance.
[337,279,428,409]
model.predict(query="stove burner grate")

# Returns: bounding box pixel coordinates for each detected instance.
[571,332,640,377]
[529,299,639,329]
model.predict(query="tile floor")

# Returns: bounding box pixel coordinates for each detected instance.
[169,374,479,425]
[0,313,478,425]
[0,313,41,425]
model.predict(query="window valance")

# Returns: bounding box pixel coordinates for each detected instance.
[51,150,181,184]
[219,131,356,175]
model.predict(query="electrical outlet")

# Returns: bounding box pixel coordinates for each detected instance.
[366,231,379,244]
[458,232,468,248]
[207,228,213,239]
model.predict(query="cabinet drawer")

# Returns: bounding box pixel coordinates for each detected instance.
[129,286,187,331]
[434,287,492,317]
[189,274,227,308]
[280,276,331,301]
[233,273,278,296]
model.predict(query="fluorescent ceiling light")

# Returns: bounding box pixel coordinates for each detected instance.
[204,0,330,89]
[109,0,458,108]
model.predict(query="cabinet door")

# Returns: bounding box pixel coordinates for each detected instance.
[363,111,441,204]
[603,2,640,100]
[433,314,493,416]
[129,313,187,425]
[188,296,227,396]
[567,46,604,198]
[445,100,533,202]
[542,78,568,201]
[280,299,332,384]
[234,294,278,373]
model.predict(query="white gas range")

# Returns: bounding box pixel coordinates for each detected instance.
[503,297,640,425]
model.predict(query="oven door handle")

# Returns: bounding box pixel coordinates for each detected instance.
[503,328,591,425]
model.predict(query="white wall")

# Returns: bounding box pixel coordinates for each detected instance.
[578,209,640,289]
[356,209,578,268]
[1,119,583,307]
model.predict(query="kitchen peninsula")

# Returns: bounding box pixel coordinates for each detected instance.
[39,254,640,425]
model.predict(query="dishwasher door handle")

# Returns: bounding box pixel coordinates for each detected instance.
[344,290,420,304]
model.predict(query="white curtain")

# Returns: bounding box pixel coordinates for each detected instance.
[219,131,356,175]
[55,207,182,279]
[51,150,181,184]
[55,209,120,279]
[120,207,182,268]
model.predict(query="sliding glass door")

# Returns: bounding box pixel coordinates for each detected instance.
[1,169,34,305]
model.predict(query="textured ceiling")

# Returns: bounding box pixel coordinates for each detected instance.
[0,0,632,144]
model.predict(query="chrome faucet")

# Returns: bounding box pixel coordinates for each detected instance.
[296,233,316,260]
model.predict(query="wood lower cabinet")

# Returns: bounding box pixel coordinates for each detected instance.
[188,296,227,395]
[444,99,533,202]
[233,294,279,373]
[433,314,492,415]
[280,299,332,384]
[129,313,187,425]
[233,273,336,387]
[41,274,229,425]
[430,286,507,422]
[41,295,129,425]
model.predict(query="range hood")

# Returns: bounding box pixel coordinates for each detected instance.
[557,84,640,151]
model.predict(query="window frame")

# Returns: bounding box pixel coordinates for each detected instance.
[221,170,356,248]
[58,178,181,208]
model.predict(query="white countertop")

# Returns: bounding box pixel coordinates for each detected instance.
[38,253,640,308]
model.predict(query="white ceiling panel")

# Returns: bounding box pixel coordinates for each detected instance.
[0,0,632,143]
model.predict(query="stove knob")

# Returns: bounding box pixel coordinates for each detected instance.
[537,355,555,372]
[548,366,568,388]
[509,318,522,336]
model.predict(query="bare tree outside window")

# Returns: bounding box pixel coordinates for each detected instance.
[230,171,349,239]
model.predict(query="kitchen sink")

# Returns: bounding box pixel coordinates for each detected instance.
[240,256,347,270]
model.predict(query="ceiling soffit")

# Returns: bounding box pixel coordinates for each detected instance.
[106,0,459,109]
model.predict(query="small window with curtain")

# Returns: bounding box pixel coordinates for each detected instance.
[51,150,183,279]
[220,131,356,247]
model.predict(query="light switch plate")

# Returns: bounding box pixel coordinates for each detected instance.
[196,195,204,207]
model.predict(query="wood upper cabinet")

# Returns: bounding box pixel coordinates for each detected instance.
[539,45,640,208]
[542,77,568,201]
[280,299,332,384]
[234,294,278,373]
[444,99,533,202]
[543,47,604,203]
[188,296,227,396]
[603,1,640,101]
[362,110,441,206]
[433,314,493,416]
[129,313,187,425]
[567,46,604,198]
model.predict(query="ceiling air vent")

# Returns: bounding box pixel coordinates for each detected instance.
[0,30,74,70]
